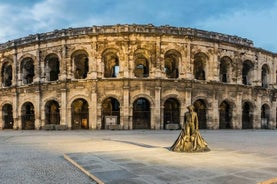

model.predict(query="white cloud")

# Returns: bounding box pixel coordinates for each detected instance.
[195,2,277,52]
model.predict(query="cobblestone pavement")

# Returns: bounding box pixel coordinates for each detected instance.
[0,130,276,184]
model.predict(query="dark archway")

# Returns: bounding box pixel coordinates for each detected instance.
[164,50,180,78]
[194,53,207,80]
[21,102,35,130]
[101,97,120,129]
[21,57,35,84]
[72,51,89,79]
[219,101,232,129]
[261,64,269,88]
[220,56,232,83]
[193,99,207,129]
[45,54,60,81]
[261,104,270,129]
[103,52,119,78]
[134,54,149,78]
[242,60,254,85]
[71,99,89,129]
[163,98,180,129]
[45,100,60,125]
[242,102,253,129]
[1,63,12,87]
[2,104,13,129]
[133,98,150,129]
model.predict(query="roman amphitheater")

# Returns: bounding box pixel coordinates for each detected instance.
[0,24,276,130]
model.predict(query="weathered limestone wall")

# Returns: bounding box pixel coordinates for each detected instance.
[0,24,276,130]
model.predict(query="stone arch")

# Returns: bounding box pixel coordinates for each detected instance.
[101,97,120,129]
[2,103,13,129]
[45,53,60,81]
[193,52,208,80]
[71,98,89,129]
[242,60,254,85]
[21,102,35,130]
[219,56,232,83]
[45,100,60,125]
[193,99,207,129]
[133,97,151,129]
[261,103,270,129]
[163,98,180,129]
[242,101,254,129]
[1,60,13,87]
[261,64,270,88]
[134,49,151,78]
[20,57,35,84]
[102,48,120,78]
[219,100,233,129]
[71,50,89,79]
[164,49,181,78]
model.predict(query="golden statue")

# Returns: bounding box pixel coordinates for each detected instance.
[170,105,210,152]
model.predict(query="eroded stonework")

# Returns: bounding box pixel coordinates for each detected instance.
[0,24,276,130]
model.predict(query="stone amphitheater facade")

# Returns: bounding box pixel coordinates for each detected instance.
[0,24,276,130]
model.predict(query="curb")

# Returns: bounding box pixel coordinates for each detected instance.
[63,154,104,184]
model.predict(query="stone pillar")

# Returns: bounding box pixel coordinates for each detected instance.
[270,101,276,129]
[60,44,68,81]
[96,104,102,129]
[234,92,243,129]
[254,95,262,129]
[123,85,130,129]
[185,43,192,79]
[35,91,41,130]
[90,86,97,129]
[60,89,67,127]
[67,107,72,129]
[154,86,161,129]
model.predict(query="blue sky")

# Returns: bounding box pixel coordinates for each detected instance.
[0,0,277,52]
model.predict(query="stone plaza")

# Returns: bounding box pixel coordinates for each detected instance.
[0,129,276,184]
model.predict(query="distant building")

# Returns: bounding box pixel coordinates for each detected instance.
[0,24,276,130]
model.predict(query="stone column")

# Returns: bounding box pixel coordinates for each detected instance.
[60,88,67,127]
[60,44,68,81]
[123,85,130,129]
[35,90,41,129]
[154,86,161,129]
[270,101,276,129]
[90,86,97,129]
[254,95,262,129]
[234,92,243,129]
[96,104,102,129]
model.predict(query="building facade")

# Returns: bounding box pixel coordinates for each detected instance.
[0,24,276,130]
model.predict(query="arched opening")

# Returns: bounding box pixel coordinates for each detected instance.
[71,99,89,129]
[45,54,60,81]
[219,101,232,129]
[164,50,179,78]
[242,60,254,85]
[21,57,34,84]
[103,53,119,78]
[101,97,120,129]
[220,56,231,83]
[133,98,150,129]
[72,51,89,79]
[163,98,180,129]
[1,63,12,87]
[261,65,269,88]
[134,54,149,78]
[21,102,35,130]
[193,99,207,129]
[261,104,270,129]
[45,100,60,125]
[194,53,207,80]
[2,104,13,129]
[242,102,253,129]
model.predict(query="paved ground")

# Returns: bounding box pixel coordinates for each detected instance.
[0,130,276,184]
